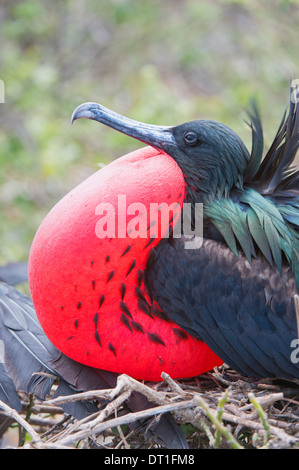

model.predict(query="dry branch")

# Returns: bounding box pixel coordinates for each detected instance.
[0,367,298,449]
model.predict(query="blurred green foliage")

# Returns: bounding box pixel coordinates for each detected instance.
[0,0,298,263]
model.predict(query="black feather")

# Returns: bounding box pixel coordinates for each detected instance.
[147,237,299,380]
[244,100,264,182]
[253,84,299,195]
[0,363,22,412]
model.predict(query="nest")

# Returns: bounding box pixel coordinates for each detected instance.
[0,365,298,449]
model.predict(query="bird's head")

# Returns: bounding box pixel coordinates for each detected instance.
[72,102,250,203]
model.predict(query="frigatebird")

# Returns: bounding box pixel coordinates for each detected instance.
[0,85,298,448]
[27,85,299,382]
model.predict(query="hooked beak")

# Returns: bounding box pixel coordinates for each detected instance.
[71,102,175,151]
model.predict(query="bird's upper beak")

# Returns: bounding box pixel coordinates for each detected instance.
[71,102,176,151]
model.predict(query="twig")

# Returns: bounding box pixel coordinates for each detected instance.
[239,392,284,414]
[57,399,198,447]
[115,409,130,449]
[0,400,41,445]
[161,372,186,394]
[44,389,111,406]
[109,374,170,405]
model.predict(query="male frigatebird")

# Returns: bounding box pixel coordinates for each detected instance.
[27,85,299,382]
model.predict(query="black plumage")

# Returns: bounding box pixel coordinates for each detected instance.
[146,237,298,379]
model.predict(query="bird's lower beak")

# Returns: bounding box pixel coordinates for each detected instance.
[71,102,175,151]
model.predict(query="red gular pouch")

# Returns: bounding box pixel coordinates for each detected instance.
[29,146,223,381]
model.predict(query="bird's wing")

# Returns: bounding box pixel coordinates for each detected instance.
[146,237,299,380]
[0,262,29,286]
[0,362,22,412]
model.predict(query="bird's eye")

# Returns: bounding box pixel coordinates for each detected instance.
[184,131,199,146]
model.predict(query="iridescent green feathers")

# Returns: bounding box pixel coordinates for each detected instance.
[205,87,299,287]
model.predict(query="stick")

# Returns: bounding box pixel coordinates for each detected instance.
[0,400,41,445]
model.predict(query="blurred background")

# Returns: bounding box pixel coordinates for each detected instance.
[0,0,298,265]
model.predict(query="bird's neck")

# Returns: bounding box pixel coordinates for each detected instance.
[183,175,217,205]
